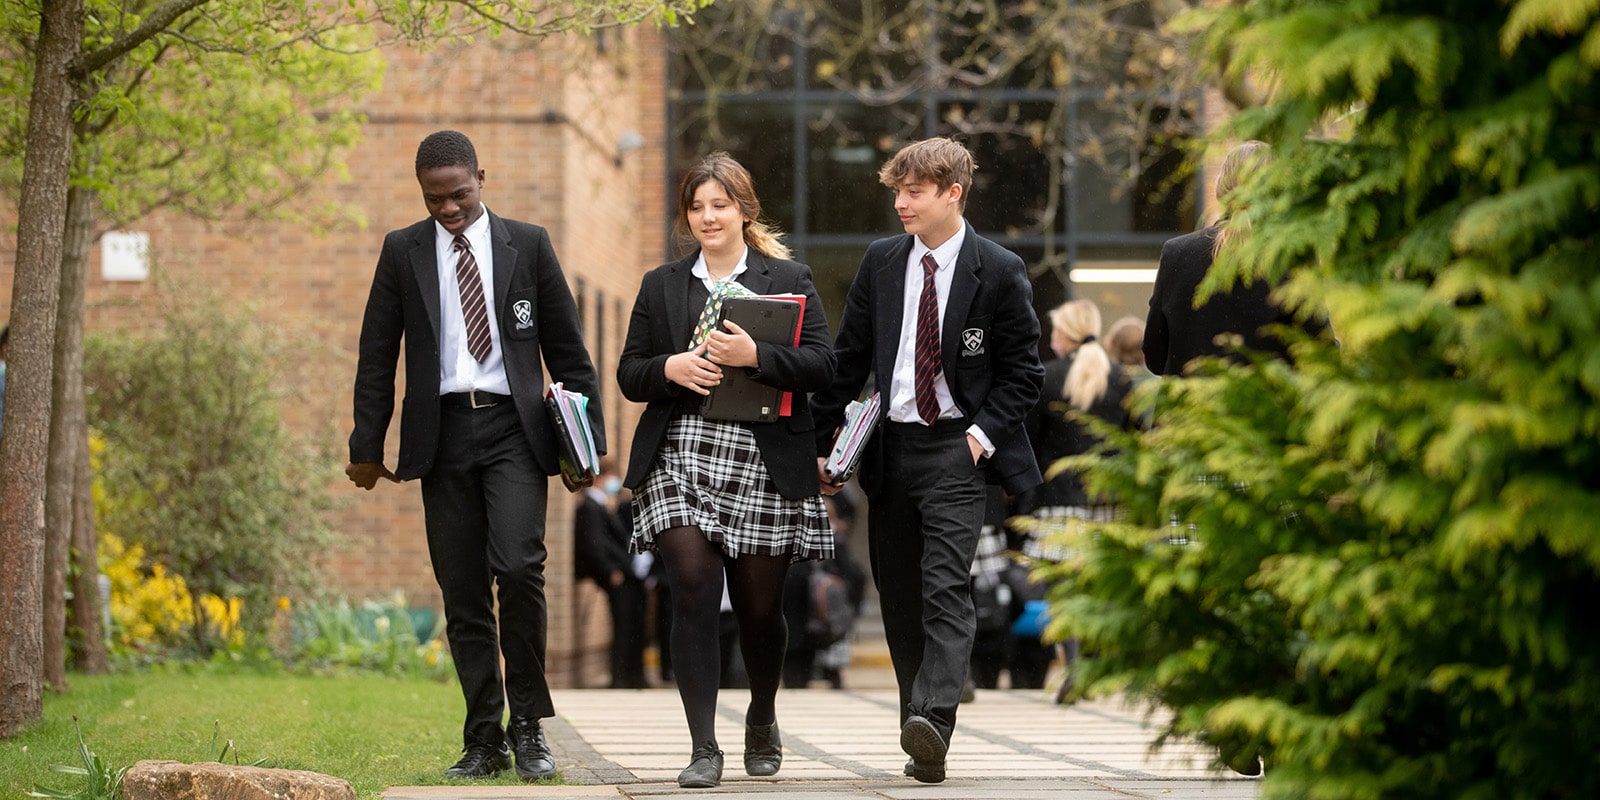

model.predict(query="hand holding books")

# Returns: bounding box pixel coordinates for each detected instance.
[700,294,805,423]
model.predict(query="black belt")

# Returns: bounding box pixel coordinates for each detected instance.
[441,390,511,409]
[885,417,968,435]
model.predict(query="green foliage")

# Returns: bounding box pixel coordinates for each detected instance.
[1042,1,1600,797]
[0,1,381,230]
[84,278,341,657]
[291,595,453,681]
[26,718,126,800]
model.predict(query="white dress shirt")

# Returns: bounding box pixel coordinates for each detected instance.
[886,220,994,456]
[436,210,511,395]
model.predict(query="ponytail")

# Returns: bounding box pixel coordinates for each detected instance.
[1049,300,1110,411]
[1210,140,1271,260]
[1064,339,1111,412]
[744,220,792,260]
[676,151,793,261]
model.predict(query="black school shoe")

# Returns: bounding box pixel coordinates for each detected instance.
[443,741,512,778]
[508,716,557,781]
[677,742,724,788]
[900,715,948,784]
[744,722,782,776]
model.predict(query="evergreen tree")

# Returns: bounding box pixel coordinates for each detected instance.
[1041,1,1600,797]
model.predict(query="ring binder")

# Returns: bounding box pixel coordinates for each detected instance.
[699,295,804,423]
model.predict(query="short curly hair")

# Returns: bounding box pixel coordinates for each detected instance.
[415,130,478,175]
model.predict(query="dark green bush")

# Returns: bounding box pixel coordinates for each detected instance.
[1040,2,1600,798]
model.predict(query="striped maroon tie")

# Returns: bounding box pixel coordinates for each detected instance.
[913,253,942,424]
[452,235,492,362]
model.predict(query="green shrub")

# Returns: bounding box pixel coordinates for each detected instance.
[85,283,340,657]
[291,594,453,680]
[1041,2,1600,798]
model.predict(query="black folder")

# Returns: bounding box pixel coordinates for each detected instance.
[700,296,802,423]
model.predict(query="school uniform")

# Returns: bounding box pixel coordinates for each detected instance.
[618,248,837,560]
[812,221,1043,752]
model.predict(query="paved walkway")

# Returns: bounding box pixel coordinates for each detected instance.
[385,687,1259,800]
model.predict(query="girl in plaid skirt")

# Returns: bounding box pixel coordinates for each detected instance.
[617,153,836,789]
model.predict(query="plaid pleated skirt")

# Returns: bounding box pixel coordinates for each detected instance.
[631,414,834,561]
[1025,504,1118,562]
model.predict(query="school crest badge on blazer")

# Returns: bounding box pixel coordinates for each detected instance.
[961,327,985,356]
[512,299,534,330]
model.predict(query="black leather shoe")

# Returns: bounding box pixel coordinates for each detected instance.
[907,757,946,783]
[900,715,947,784]
[508,716,557,781]
[443,741,512,778]
[1220,744,1263,776]
[744,721,782,776]
[677,742,724,788]
[1215,731,1263,776]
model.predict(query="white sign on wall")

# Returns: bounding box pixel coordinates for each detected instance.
[101,231,150,282]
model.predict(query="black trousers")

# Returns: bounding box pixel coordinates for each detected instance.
[866,420,985,745]
[421,399,552,748]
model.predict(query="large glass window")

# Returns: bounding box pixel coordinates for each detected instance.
[946,100,1065,236]
[671,103,797,235]
[806,102,919,235]
[667,0,1203,313]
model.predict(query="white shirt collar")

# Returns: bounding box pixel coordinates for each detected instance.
[691,245,750,287]
[912,219,967,273]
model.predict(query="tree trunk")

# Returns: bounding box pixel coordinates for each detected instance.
[44,185,96,690]
[70,427,107,674]
[0,0,85,738]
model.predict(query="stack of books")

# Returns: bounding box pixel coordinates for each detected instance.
[545,382,600,484]
[824,392,881,486]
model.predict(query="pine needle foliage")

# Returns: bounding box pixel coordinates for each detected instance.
[1037,1,1600,797]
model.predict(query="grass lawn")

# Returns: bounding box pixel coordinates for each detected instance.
[1,669,564,799]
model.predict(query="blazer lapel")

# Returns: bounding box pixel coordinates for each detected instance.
[739,250,775,295]
[487,212,516,317]
[409,222,442,345]
[663,253,697,351]
[944,225,982,361]
[876,236,913,376]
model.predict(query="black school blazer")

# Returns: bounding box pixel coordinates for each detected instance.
[811,227,1045,497]
[617,249,836,499]
[1145,226,1330,375]
[349,212,604,480]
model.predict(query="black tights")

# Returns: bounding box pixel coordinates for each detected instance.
[656,525,791,750]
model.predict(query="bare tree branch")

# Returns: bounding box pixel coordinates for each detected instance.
[74,0,210,76]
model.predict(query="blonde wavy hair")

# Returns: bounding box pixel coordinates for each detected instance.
[1050,299,1111,412]
[1211,140,1271,259]
[675,151,792,260]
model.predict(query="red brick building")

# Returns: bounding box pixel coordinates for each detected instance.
[0,28,672,686]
